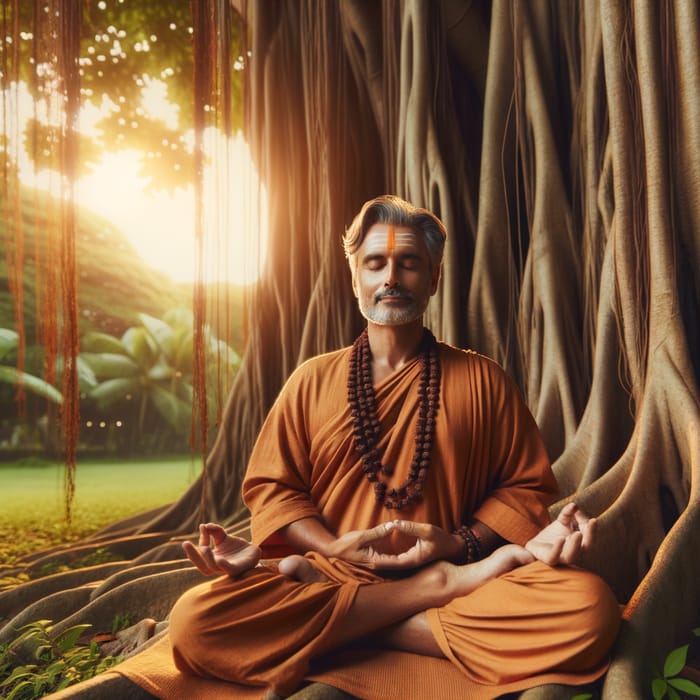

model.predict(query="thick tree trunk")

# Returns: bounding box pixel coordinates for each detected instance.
[3,2,700,698]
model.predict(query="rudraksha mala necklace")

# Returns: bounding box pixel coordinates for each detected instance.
[347,327,441,509]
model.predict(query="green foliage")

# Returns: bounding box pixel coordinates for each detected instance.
[0,619,121,699]
[0,330,63,404]
[3,0,244,193]
[652,629,700,700]
[111,613,134,635]
[0,187,190,347]
[80,308,240,453]
[36,547,123,579]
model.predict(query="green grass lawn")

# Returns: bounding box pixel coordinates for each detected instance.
[0,456,202,566]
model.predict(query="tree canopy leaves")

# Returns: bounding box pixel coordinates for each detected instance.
[1,0,243,192]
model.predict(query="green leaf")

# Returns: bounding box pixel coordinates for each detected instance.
[664,645,689,678]
[121,327,159,368]
[55,624,91,653]
[33,641,53,660]
[80,331,128,355]
[0,365,63,403]
[668,677,700,695]
[2,665,37,684]
[668,686,681,700]
[5,679,35,700]
[55,676,73,691]
[75,355,98,389]
[571,694,593,700]
[147,358,174,381]
[150,384,191,430]
[163,307,193,330]
[0,328,18,360]
[652,678,668,700]
[80,352,140,379]
[89,377,142,408]
[139,312,175,355]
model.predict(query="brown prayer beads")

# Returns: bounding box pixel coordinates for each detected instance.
[347,328,441,510]
[454,524,483,563]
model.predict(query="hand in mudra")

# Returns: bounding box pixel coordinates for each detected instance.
[183,523,261,577]
[525,503,596,566]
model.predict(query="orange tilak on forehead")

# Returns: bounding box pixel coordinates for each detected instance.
[387,225,396,252]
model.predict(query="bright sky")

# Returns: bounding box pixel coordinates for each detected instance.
[12,81,267,285]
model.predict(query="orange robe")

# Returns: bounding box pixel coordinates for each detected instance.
[117,342,619,699]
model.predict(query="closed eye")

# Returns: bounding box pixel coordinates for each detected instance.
[363,255,387,271]
[398,255,422,270]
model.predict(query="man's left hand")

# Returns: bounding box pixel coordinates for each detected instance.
[525,503,596,566]
[368,520,465,568]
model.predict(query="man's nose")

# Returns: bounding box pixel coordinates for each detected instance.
[384,259,398,288]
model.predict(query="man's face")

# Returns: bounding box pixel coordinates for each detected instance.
[351,223,439,326]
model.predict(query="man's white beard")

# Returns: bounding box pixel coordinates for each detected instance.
[358,296,427,326]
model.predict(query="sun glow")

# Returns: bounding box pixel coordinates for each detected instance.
[74,137,268,285]
[11,80,268,285]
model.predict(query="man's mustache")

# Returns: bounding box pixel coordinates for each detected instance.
[374,287,414,303]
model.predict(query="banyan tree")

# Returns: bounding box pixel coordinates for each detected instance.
[2,1,700,698]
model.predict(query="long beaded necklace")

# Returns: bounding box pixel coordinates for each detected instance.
[347,328,441,509]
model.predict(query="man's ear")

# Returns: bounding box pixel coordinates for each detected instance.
[430,264,442,295]
[350,260,360,298]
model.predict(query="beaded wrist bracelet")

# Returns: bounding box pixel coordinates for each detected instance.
[453,525,483,564]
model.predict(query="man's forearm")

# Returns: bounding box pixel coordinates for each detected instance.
[279,516,336,556]
[470,518,507,557]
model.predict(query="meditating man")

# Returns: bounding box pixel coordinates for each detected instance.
[165,195,620,698]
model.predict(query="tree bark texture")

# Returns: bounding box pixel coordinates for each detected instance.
[4,2,700,697]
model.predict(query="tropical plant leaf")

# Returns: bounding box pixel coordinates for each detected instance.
[80,352,140,379]
[150,384,191,431]
[147,358,174,381]
[664,645,689,678]
[89,377,142,408]
[79,331,128,355]
[5,678,34,700]
[174,331,194,370]
[163,306,193,329]
[121,327,159,368]
[0,328,18,360]
[652,678,668,700]
[0,365,63,403]
[668,686,681,700]
[668,677,700,695]
[2,665,37,685]
[75,355,98,390]
[139,312,175,355]
[54,624,91,653]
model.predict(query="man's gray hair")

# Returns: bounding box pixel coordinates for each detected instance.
[343,195,447,272]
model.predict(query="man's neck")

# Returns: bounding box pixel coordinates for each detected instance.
[366,320,425,383]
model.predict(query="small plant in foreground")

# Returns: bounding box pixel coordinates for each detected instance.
[0,619,121,699]
[652,628,700,700]
[111,612,134,634]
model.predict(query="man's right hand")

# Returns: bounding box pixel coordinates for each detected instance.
[183,523,262,577]
[324,522,409,569]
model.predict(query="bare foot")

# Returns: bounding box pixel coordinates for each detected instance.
[432,544,534,602]
[278,555,329,583]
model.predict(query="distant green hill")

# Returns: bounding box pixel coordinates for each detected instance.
[1,186,247,352]
[1,186,189,341]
